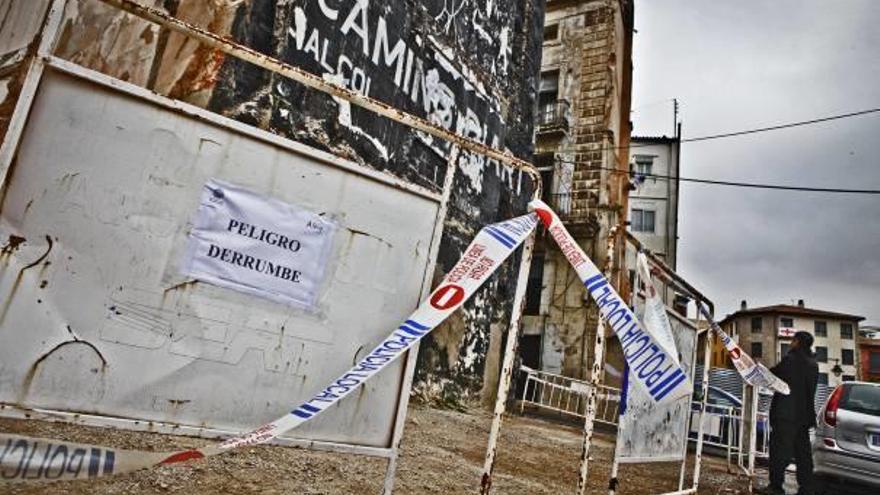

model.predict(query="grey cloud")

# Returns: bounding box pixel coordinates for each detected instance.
[632,0,880,323]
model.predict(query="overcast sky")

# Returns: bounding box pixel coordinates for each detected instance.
[631,0,880,326]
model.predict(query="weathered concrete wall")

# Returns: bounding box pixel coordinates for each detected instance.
[528,0,633,381]
[43,0,545,404]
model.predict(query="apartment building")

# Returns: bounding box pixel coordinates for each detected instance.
[720,300,864,387]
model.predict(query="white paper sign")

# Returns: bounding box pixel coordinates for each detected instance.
[636,252,678,358]
[182,179,335,308]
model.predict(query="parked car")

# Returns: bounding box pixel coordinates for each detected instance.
[813,381,880,493]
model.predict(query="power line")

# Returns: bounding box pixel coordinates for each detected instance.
[550,161,880,195]
[680,107,880,143]
[545,106,880,154]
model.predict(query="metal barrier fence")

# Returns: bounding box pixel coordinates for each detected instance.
[517,364,781,462]
[687,404,771,466]
[517,366,621,426]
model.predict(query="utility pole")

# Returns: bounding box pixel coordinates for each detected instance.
[672,98,679,137]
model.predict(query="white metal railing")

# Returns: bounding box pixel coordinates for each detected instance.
[518,366,621,426]
[687,404,771,464]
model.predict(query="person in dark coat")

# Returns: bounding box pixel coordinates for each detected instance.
[757,331,819,495]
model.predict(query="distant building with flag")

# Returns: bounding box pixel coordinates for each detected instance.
[720,300,864,388]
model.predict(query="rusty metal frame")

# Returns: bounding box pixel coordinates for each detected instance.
[0,0,66,198]
[95,0,540,185]
[599,234,715,495]
[0,1,544,493]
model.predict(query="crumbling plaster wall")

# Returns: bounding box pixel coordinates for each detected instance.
[29,0,546,405]
[535,0,633,381]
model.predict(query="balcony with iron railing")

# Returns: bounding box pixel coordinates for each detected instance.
[535,100,571,136]
[541,191,599,237]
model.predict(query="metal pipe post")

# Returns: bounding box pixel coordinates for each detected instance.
[575,226,617,495]
[691,321,713,491]
[678,309,703,491]
[382,146,460,494]
[608,246,638,495]
[747,385,759,492]
[479,230,536,494]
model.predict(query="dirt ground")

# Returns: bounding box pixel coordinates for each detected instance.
[1,404,752,494]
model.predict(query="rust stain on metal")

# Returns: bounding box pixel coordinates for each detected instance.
[163,279,198,294]
[159,0,242,106]
[21,234,53,271]
[0,234,25,255]
[347,227,392,247]
[0,234,53,326]
[0,50,32,142]
[18,333,108,403]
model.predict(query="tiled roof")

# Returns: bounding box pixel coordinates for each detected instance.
[720,304,864,325]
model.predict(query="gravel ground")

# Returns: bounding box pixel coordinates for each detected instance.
[1,404,753,494]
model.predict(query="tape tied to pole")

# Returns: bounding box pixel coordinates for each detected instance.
[529,200,693,406]
[695,302,790,395]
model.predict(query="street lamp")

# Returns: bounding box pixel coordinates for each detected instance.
[829,358,843,378]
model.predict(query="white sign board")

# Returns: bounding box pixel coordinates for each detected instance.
[0,71,439,449]
[182,179,335,309]
[616,300,697,463]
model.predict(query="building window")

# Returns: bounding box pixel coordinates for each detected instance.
[751,317,762,333]
[814,321,827,337]
[631,209,655,233]
[780,343,790,357]
[523,255,545,315]
[842,375,855,382]
[633,156,654,177]
[543,23,559,42]
[780,317,793,328]
[842,348,854,365]
[818,373,829,385]
[815,346,828,363]
[840,323,853,339]
[870,352,880,373]
[751,342,763,358]
[538,70,560,107]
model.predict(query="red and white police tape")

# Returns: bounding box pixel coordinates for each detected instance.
[0,202,700,483]
[529,200,693,405]
[696,302,790,395]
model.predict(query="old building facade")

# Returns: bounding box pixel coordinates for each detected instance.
[520,0,634,380]
[720,300,864,387]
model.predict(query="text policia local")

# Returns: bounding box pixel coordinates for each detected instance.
[206,219,304,284]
